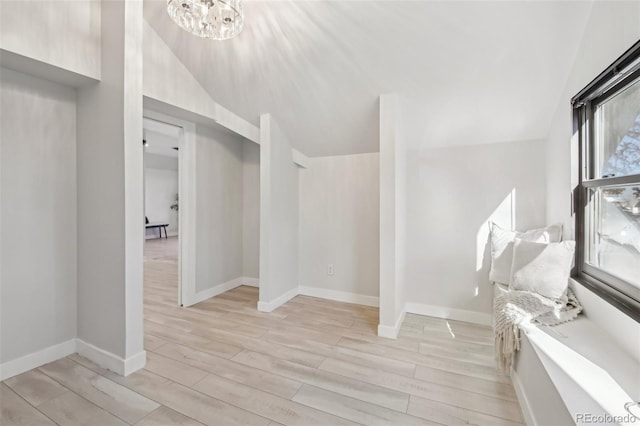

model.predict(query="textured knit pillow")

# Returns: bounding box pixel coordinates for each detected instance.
[509,239,575,300]
[489,222,563,285]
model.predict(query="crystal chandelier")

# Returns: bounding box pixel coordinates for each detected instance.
[167,0,244,40]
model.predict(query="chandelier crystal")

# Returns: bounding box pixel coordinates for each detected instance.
[167,0,244,40]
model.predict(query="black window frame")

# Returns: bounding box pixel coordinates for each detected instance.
[572,39,640,323]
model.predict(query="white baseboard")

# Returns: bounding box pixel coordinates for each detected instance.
[240,277,259,288]
[257,287,299,312]
[0,339,77,381]
[298,286,379,307]
[0,337,147,381]
[123,350,147,376]
[183,277,244,306]
[76,339,146,377]
[404,302,492,326]
[256,285,378,313]
[378,310,406,339]
[511,366,536,426]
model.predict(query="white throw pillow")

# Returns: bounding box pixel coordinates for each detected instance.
[489,222,563,285]
[509,239,575,300]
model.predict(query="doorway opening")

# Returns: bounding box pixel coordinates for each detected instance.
[143,116,182,307]
[141,103,261,317]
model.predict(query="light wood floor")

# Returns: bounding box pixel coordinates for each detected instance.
[143,236,178,263]
[1,245,524,426]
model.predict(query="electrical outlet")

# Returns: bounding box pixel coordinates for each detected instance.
[327,264,334,275]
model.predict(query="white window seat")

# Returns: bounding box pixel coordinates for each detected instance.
[494,283,640,425]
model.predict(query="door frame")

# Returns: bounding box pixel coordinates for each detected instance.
[143,109,196,307]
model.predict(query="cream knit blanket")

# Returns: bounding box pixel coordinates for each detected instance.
[493,289,582,372]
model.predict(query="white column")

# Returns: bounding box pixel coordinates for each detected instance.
[379,93,405,338]
[76,0,145,375]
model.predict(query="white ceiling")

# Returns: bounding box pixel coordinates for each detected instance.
[143,117,180,157]
[144,0,593,156]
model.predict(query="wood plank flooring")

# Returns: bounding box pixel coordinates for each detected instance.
[1,238,523,425]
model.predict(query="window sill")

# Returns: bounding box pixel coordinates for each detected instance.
[512,312,640,425]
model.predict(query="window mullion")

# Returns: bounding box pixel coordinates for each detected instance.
[583,175,640,187]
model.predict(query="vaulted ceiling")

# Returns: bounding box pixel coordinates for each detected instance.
[144,0,593,156]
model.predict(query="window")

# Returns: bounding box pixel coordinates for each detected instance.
[573,40,640,320]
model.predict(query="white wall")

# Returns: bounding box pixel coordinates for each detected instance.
[0,68,77,365]
[195,125,244,293]
[144,166,179,237]
[242,141,260,280]
[299,153,380,301]
[402,136,546,323]
[545,1,640,358]
[0,0,101,80]
[258,114,300,310]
